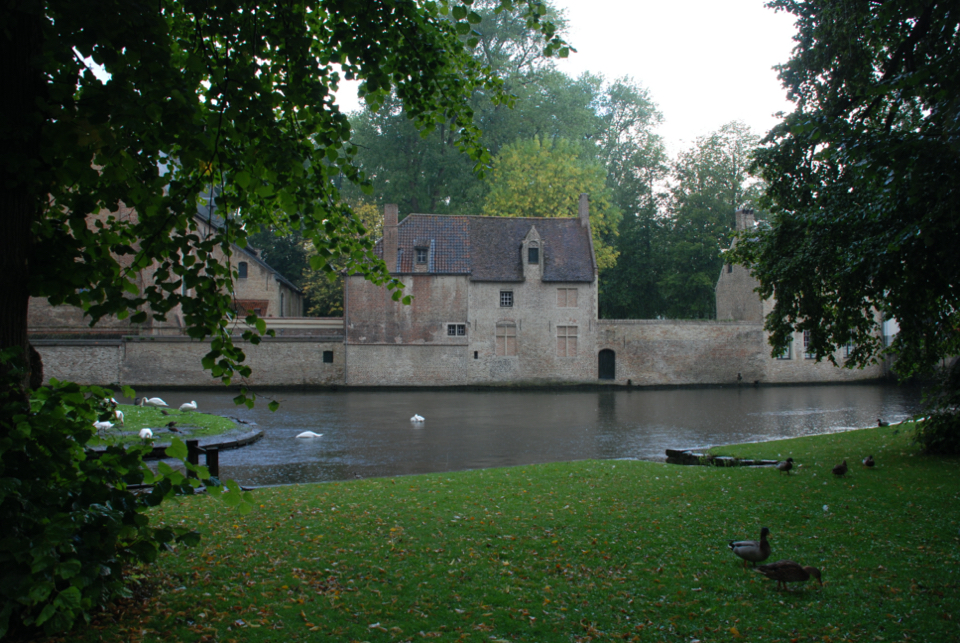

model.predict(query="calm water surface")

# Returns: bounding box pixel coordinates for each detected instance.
[158,383,923,486]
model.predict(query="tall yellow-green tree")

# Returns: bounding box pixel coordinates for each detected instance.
[482,137,620,270]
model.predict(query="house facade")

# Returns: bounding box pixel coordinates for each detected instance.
[344,197,600,385]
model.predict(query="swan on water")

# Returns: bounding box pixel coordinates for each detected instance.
[296,431,323,438]
[179,400,198,412]
[410,414,425,422]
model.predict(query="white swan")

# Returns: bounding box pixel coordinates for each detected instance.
[93,420,114,431]
[139,397,168,407]
[179,400,198,412]
[410,414,424,423]
[139,428,154,439]
[296,431,323,439]
[114,409,124,426]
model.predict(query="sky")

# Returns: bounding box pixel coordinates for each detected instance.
[337,0,798,158]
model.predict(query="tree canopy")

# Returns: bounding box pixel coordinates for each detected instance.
[729,1,960,449]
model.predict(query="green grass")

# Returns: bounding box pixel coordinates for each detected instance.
[89,405,238,447]
[37,424,960,642]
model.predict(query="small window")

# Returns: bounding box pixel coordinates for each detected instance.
[238,261,248,279]
[500,291,513,307]
[803,330,814,359]
[776,339,793,360]
[727,264,733,274]
[322,350,334,364]
[415,248,428,264]
[496,323,517,356]
[447,323,466,337]
[528,246,539,264]
[557,325,578,357]
[844,343,854,357]
[557,288,578,308]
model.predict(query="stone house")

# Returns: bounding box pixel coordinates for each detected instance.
[344,196,600,385]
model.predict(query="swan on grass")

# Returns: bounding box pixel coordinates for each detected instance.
[410,414,425,423]
[93,420,114,431]
[179,400,198,412]
[139,397,169,408]
[139,428,154,440]
[296,431,323,439]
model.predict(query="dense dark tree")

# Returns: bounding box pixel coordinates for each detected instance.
[729,0,960,451]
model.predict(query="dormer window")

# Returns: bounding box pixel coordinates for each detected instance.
[415,247,428,264]
[528,244,539,264]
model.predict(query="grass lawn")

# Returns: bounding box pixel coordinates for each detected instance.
[36,423,960,642]
[89,405,239,448]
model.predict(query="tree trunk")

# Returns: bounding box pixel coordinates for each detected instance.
[0,0,43,394]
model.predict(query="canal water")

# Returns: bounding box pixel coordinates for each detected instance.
[151,383,924,487]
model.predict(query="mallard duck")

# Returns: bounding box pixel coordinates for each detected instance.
[862,455,875,467]
[728,527,771,568]
[832,460,848,477]
[777,458,794,475]
[755,559,822,591]
[878,418,889,427]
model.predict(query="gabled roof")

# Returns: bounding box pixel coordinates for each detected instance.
[375,214,596,283]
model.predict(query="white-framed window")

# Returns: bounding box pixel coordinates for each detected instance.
[500,291,514,307]
[496,323,517,356]
[447,323,466,337]
[415,248,428,264]
[803,330,815,359]
[557,325,578,357]
[776,339,793,360]
[557,288,578,308]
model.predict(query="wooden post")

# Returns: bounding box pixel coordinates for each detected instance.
[205,447,220,478]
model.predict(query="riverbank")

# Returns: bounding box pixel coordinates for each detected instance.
[33,423,960,642]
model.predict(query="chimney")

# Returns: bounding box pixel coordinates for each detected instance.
[735,208,756,231]
[383,204,398,273]
[578,193,589,228]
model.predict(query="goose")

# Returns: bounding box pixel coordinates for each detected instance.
[728,527,772,568]
[139,428,154,440]
[296,431,323,438]
[862,455,875,468]
[755,560,822,591]
[776,457,794,475]
[179,400,198,412]
[832,460,848,477]
[410,414,425,423]
[139,397,169,408]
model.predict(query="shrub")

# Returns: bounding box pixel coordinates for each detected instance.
[0,350,251,637]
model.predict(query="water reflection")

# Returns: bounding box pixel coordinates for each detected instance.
[148,383,922,486]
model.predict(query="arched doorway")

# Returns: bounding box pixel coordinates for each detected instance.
[598,349,616,380]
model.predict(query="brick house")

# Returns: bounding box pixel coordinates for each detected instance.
[344,195,600,385]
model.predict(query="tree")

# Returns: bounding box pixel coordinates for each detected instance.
[0,0,564,633]
[659,122,764,318]
[730,1,960,452]
[482,136,621,270]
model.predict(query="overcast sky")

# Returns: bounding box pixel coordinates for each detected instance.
[551,0,799,155]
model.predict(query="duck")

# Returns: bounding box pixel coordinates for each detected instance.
[139,397,169,408]
[165,421,179,432]
[862,455,875,468]
[832,460,848,477]
[139,428,154,440]
[296,431,323,439]
[410,414,425,423]
[755,559,822,591]
[878,418,889,427]
[728,526,771,568]
[179,400,198,412]
[776,457,794,475]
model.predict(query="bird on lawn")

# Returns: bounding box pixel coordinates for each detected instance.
[113,409,124,426]
[755,560,822,591]
[862,455,875,468]
[93,420,114,432]
[165,421,179,432]
[140,397,169,408]
[878,418,889,427]
[139,428,154,440]
[179,400,198,412]
[410,414,425,423]
[296,431,323,438]
[777,457,794,475]
[832,460,848,477]
[729,527,771,568]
